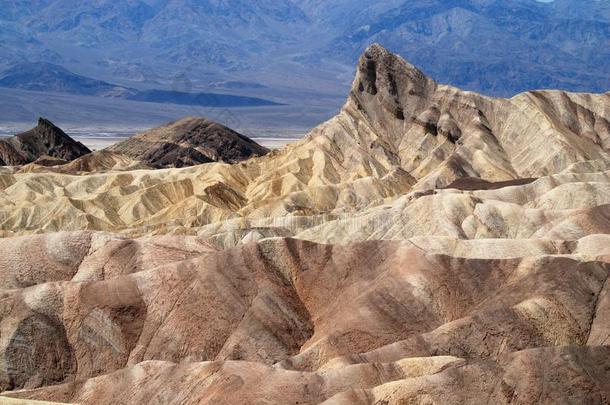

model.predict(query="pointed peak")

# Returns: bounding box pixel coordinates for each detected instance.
[355,44,430,94]
[359,44,424,75]
[5,117,90,164]
[361,43,404,65]
[363,43,388,57]
[351,44,435,121]
[37,117,57,129]
[32,117,76,142]
[28,118,85,149]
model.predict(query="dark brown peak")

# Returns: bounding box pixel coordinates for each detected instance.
[4,118,90,165]
[32,117,74,142]
[108,115,268,168]
[37,117,56,129]
[178,116,262,146]
[170,116,218,133]
[18,118,68,140]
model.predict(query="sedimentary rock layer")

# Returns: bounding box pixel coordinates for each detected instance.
[0,46,608,237]
[0,45,609,404]
[0,234,607,403]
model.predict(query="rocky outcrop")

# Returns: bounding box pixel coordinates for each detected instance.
[347,44,610,187]
[106,117,269,168]
[0,118,90,166]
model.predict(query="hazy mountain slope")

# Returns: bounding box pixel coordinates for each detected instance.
[0,63,281,107]
[0,63,134,97]
[0,0,53,21]
[0,0,608,100]
[326,0,610,94]
[0,0,310,77]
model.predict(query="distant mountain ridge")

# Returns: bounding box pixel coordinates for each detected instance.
[0,62,134,97]
[0,63,281,107]
[328,0,610,94]
[0,0,608,100]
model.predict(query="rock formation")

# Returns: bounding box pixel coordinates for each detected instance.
[0,45,609,404]
[0,118,91,166]
[106,117,270,168]
[17,150,150,174]
[0,45,608,236]
[0,234,608,403]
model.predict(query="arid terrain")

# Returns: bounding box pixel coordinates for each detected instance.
[0,45,609,404]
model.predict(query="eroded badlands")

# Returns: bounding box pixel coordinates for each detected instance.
[1,45,609,404]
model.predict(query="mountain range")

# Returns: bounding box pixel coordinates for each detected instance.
[1,0,608,102]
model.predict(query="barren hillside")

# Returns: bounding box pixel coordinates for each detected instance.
[0,45,609,404]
